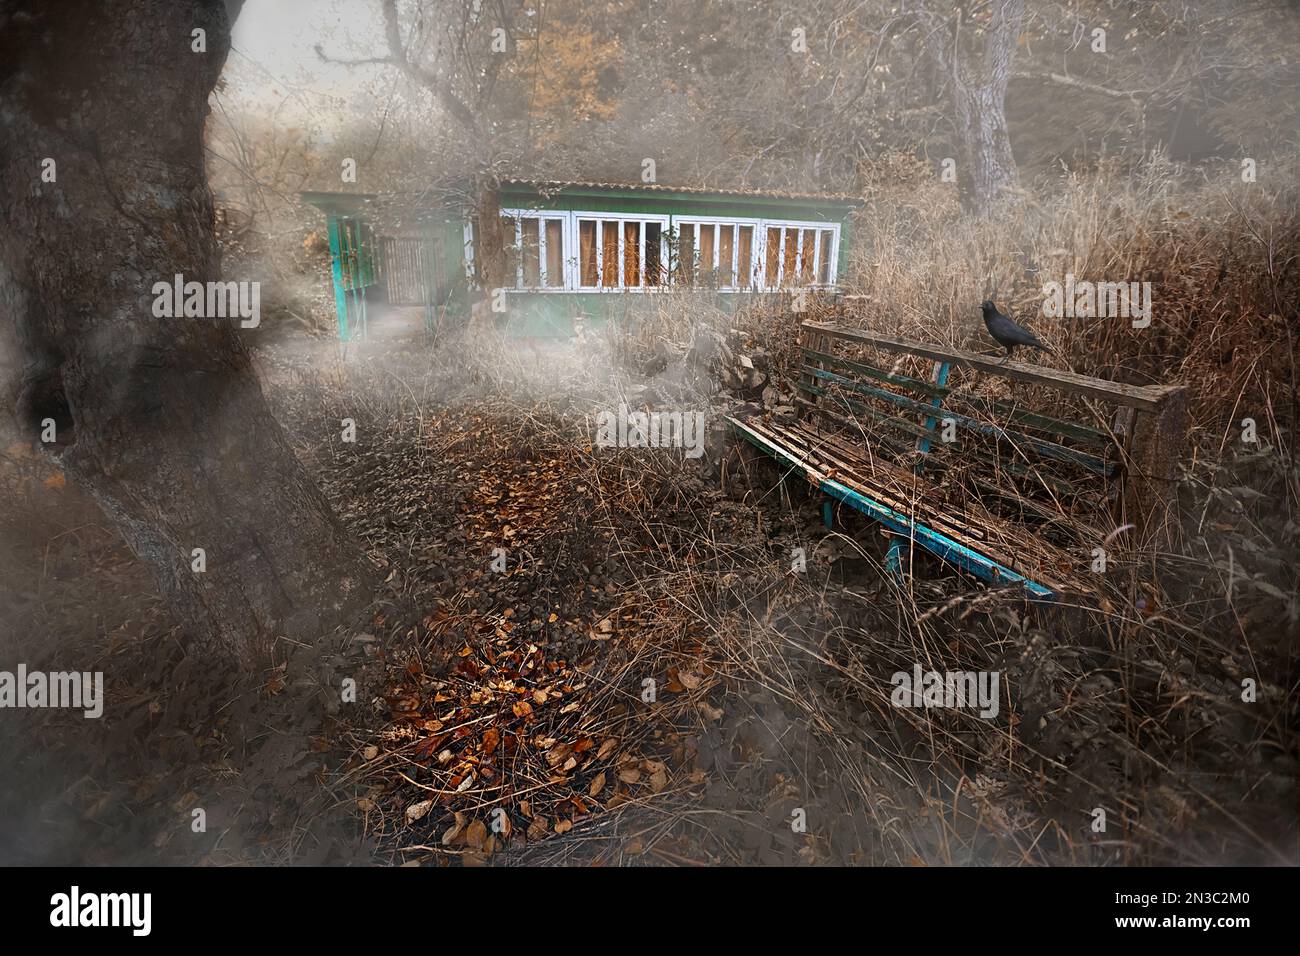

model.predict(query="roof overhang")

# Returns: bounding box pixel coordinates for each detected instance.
[496,179,864,209]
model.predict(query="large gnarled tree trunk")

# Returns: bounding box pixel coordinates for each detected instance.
[0,0,374,664]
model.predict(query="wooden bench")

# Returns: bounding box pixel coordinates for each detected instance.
[726,319,1190,599]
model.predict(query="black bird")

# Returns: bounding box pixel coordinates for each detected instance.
[981,299,1053,359]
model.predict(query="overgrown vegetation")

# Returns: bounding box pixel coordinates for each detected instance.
[1,0,1295,867]
[223,150,1295,863]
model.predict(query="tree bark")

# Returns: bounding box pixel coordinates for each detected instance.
[0,0,375,664]
[947,0,1025,214]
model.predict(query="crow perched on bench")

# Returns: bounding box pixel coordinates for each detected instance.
[981,299,1053,359]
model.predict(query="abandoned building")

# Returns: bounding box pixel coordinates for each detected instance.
[301,180,861,339]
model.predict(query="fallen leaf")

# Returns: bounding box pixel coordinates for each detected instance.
[405,799,433,824]
[465,819,488,850]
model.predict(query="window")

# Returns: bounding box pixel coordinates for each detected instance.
[499,210,567,289]
[674,220,765,290]
[755,220,839,290]
[484,210,839,292]
[574,214,670,290]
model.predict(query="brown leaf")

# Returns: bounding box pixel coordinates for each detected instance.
[465,819,488,850]
[596,738,619,761]
[546,743,572,768]
[589,771,607,797]
[697,702,723,722]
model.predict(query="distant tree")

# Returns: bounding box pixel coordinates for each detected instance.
[910,0,1026,213]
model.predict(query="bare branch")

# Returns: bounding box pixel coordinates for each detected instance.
[314,0,479,132]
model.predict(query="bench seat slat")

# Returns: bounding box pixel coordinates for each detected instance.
[749,417,1090,590]
[728,415,1087,596]
[765,419,993,543]
[746,418,1009,559]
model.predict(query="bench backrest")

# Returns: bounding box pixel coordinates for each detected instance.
[797,320,1190,545]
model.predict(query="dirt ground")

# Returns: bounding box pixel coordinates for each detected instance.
[0,310,1294,866]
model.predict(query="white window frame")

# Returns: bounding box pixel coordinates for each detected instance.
[488,209,841,293]
[753,218,841,292]
[569,211,671,292]
[499,208,569,292]
[463,219,476,282]
[670,216,763,291]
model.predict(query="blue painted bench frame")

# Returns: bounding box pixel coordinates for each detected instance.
[732,321,1192,600]
[729,411,1056,600]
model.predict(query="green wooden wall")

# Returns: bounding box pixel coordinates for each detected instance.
[303,185,858,341]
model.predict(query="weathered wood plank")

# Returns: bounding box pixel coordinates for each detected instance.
[806,366,1118,476]
[752,417,1093,586]
[802,323,1178,411]
[952,392,1115,448]
[726,416,1062,598]
[1124,386,1191,545]
[798,385,934,441]
[801,348,947,397]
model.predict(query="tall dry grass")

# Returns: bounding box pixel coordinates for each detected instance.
[844,152,1298,461]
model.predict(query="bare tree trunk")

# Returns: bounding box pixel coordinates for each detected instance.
[946,0,1025,214]
[0,0,375,665]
